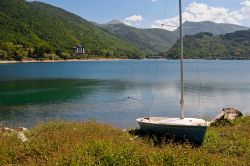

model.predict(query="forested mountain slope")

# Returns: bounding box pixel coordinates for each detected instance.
[0,0,143,60]
[166,30,250,59]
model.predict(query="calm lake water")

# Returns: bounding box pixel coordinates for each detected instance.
[0,60,250,128]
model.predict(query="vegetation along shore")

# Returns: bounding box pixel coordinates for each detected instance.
[0,58,127,64]
[0,116,249,165]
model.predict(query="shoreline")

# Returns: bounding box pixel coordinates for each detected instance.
[1,58,249,64]
[0,58,129,64]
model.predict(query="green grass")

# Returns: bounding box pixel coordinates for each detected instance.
[0,117,249,165]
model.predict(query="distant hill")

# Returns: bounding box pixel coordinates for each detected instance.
[0,0,143,60]
[166,29,250,59]
[102,21,178,55]
[178,21,249,36]
[102,20,248,56]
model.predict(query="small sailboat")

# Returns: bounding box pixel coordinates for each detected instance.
[136,0,209,144]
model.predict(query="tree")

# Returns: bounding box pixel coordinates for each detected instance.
[27,49,33,58]
[13,51,23,61]
[0,50,8,60]
[56,49,62,57]
[34,47,46,58]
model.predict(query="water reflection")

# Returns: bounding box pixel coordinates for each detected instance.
[0,60,250,128]
[0,79,99,105]
[0,78,250,128]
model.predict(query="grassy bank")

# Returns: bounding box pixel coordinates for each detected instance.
[1,117,249,165]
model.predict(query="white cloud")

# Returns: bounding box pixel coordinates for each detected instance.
[240,0,250,18]
[152,0,250,31]
[123,15,144,26]
[241,0,250,7]
[152,0,158,2]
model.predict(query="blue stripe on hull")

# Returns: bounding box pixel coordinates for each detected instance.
[138,122,207,144]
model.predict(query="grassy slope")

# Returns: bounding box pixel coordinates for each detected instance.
[0,117,249,165]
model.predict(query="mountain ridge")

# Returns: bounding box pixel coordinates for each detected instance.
[102,20,248,56]
[178,21,248,35]
[101,21,179,55]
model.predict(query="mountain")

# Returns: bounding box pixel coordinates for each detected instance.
[1,0,248,60]
[177,21,249,36]
[166,29,250,59]
[102,20,248,56]
[102,21,179,55]
[0,0,143,60]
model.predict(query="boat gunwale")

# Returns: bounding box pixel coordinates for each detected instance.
[136,117,209,127]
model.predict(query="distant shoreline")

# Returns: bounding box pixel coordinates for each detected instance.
[0,58,129,64]
[1,58,249,64]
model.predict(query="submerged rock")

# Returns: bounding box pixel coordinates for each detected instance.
[210,108,243,126]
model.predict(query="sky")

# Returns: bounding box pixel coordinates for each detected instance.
[28,0,250,30]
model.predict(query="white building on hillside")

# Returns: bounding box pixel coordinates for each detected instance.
[74,45,85,54]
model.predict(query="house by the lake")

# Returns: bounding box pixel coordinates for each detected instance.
[73,45,85,54]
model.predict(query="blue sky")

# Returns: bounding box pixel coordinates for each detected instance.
[29,0,250,30]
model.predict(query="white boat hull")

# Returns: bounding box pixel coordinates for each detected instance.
[137,117,209,144]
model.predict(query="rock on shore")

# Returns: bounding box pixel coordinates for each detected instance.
[1,127,28,142]
[210,108,243,125]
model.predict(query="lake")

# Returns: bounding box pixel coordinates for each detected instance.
[0,60,250,128]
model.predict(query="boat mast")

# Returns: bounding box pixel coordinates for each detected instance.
[179,0,184,119]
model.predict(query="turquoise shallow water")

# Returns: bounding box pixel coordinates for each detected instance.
[0,60,250,128]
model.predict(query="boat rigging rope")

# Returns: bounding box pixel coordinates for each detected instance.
[161,0,169,21]
[149,60,158,119]
[196,59,204,118]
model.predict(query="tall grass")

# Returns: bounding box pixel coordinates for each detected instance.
[0,117,249,165]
